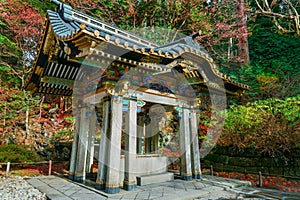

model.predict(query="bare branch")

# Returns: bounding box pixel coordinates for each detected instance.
[255,0,300,36]
[256,10,293,19]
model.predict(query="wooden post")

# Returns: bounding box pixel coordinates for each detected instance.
[210,165,213,176]
[6,162,10,178]
[49,160,52,176]
[258,171,262,187]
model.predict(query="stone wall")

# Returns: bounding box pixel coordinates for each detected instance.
[201,146,300,178]
[119,155,168,186]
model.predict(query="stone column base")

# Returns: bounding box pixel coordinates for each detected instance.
[105,186,120,194]
[182,175,193,181]
[124,180,137,191]
[74,175,84,182]
[95,180,105,190]
[124,183,137,191]
[68,173,74,180]
[193,173,202,179]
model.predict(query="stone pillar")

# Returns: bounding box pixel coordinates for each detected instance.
[74,106,89,182]
[86,107,96,176]
[190,110,202,179]
[151,120,159,153]
[137,115,144,154]
[105,95,123,194]
[145,106,153,154]
[142,122,146,154]
[145,116,159,153]
[124,98,137,191]
[179,108,192,181]
[145,116,152,153]
[96,98,110,190]
[69,109,80,180]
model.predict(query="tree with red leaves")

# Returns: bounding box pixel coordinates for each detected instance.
[1,0,43,42]
[0,0,43,86]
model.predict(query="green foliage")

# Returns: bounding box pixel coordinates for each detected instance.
[249,20,300,76]
[26,0,55,16]
[225,105,263,134]
[0,31,22,88]
[222,95,300,154]
[0,89,39,121]
[220,18,300,100]
[225,95,300,133]
[0,34,18,52]
[51,129,74,145]
[0,33,21,68]
[240,19,298,100]
[57,129,73,137]
[64,117,75,124]
[0,19,6,27]
[0,144,41,163]
[0,66,21,87]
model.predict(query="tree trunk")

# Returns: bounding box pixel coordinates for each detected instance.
[25,108,29,138]
[237,0,249,65]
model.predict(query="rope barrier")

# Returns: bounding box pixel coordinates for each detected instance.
[1,160,69,178]
[0,160,68,165]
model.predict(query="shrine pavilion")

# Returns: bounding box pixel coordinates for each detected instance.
[25,0,249,194]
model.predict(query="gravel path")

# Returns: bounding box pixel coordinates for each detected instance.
[0,176,46,200]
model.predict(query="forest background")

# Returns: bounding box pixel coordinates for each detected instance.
[0,0,299,164]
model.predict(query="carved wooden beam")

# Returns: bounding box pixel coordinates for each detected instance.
[41,76,75,86]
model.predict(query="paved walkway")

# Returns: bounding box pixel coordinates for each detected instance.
[26,175,300,200]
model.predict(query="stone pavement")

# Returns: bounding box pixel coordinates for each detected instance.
[227,187,300,200]
[26,175,300,200]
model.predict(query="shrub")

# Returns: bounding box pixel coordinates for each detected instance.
[220,95,300,156]
[0,144,41,163]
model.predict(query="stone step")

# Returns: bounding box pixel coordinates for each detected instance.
[136,172,174,186]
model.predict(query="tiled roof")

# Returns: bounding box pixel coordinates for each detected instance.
[25,0,249,97]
